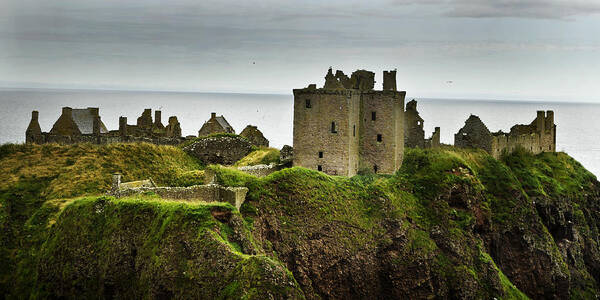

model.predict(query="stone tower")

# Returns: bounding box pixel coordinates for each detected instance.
[293,68,405,176]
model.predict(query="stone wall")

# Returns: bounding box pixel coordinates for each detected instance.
[490,111,555,158]
[109,173,247,209]
[27,107,184,145]
[111,184,248,210]
[359,90,405,174]
[425,127,441,149]
[27,132,186,146]
[183,135,253,165]
[455,111,556,158]
[404,100,425,148]
[293,89,361,176]
[237,164,278,177]
[454,115,494,153]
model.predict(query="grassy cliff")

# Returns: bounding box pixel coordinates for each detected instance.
[1,143,599,299]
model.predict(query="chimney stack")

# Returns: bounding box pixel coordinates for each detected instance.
[383,70,397,91]
[119,116,128,136]
[155,110,162,124]
[62,107,73,116]
[536,111,545,133]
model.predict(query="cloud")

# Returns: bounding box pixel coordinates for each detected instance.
[390,0,600,19]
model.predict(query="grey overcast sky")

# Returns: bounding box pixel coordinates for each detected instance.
[1,0,599,101]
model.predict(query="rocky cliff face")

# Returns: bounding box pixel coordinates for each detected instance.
[1,143,599,299]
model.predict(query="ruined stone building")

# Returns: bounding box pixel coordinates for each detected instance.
[198,113,235,137]
[454,111,556,158]
[27,107,108,144]
[293,68,405,176]
[404,99,440,149]
[27,107,184,145]
[119,109,182,139]
[240,125,269,147]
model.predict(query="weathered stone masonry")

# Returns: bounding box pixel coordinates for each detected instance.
[109,174,248,210]
[403,100,440,149]
[455,111,556,158]
[293,68,405,176]
[27,107,185,145]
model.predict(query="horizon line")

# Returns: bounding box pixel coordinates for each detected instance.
[0,86,598,105]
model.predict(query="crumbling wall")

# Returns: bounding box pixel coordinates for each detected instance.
[404,100,425,148]
[49,107,81,136]
[324,68,345,89]
[109,173,247,209]
[30,133,186,145]
[27,108,184,145]
[183,135,253,165]
[165,116,182,138]
[456,111,556,158]
[489,111,556,158]
[237,164,278,177]
[426,127,441,149]
[454,115,493,153]
[239,125,269,147]
[136,109,153,130]
[112,185,248,210]
[350,70,375,91]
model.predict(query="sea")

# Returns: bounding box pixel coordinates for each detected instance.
[1,88,599,177]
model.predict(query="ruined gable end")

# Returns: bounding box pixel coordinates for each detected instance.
[454,115,493,153]
[50,107,82,136]
[240,125,269,147]
[456,111,557,158]
[198,112,235,137]
[26,111,43,143]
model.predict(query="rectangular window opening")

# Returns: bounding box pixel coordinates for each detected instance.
[377,134,382,142]
[318,151,323,158]
[331,121,337,133]
[353,125,356,137]
[305,99,311,108]
[317,165,323,171]
[371,111,376,121]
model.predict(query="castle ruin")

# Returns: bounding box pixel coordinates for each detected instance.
[404,99,440,149]
[293,68,405,176]
[27,107,185,145]
[240,125,269,147]
[455,111,556,158]
[198,113,235,137]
